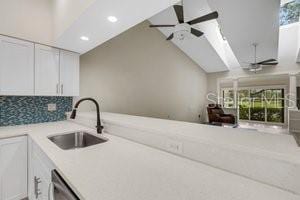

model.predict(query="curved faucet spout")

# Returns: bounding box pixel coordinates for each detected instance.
[70,98,103,134]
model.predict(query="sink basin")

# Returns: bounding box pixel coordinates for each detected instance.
[48,132,107,150]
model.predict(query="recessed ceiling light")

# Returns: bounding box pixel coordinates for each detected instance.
[80,36,89,41]
[107,16,118,23]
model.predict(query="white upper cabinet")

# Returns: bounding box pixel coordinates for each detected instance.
[60,50,80,96]
[35,44,60,96]
[0,36,80,96]
[0,35,34,95]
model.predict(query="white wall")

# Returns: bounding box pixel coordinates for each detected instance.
[79,21,207,123]
[0,0,53,44]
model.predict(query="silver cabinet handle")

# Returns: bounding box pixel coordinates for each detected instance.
[61,84,64,95]
[34,176,42,199]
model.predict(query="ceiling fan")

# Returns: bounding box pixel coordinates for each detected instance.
[149,4,219,40]
[242,43,278,73]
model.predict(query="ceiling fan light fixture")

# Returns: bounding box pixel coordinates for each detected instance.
[243,44,278,72]
[249,66,262,72]
[149,5,218,41]
[174,23,191,40]
[174,30,190,40]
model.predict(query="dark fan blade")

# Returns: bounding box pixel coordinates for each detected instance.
[173,5,184,23]
[257,59,277,65]
[187,11,219,25]
[149,25,176,28]
[191,28,204,37]
[166,33,174,40]
[260,62,278,66]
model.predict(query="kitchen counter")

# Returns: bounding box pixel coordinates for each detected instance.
[71,112,300,156]
[294,132,300,146]
[0,121,300,200]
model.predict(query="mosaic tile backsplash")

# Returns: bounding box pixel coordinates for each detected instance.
[0,96,73,126]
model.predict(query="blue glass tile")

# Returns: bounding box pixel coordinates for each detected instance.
[0,96,73,126]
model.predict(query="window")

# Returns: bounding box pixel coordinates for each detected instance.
[280,0,300,26]
[250,89,265,121]
[238,90,250,120]
[222,89,234,108]
[223,87,285,123]
[265,89,285,123]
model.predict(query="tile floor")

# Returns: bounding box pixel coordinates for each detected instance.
[238,121,290,135]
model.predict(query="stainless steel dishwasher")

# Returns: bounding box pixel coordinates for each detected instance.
[51,170,80,200]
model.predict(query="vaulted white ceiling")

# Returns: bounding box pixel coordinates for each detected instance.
[54,0,180,53]
[149,7,227,72]
[53,0,281,72]
[149,1,231,73]
[0,0,180,53]
[149,0,281,73]
[208,0,281,65]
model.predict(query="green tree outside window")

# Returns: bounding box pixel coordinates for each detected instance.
[280,0,300,26]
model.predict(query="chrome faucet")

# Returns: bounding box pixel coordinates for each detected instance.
[70,98,104,134]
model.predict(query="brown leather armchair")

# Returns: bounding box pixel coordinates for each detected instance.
[207,104,236,124]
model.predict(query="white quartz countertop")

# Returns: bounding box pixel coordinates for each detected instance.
[70,112,300,158]
[0,121,300,200]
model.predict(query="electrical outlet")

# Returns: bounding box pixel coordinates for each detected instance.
[47,103,56,112]
[166,139,183,154]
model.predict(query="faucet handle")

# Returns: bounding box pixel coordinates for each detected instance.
[96,125,104,134]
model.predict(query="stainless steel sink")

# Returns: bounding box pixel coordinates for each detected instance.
[48,132,108,150]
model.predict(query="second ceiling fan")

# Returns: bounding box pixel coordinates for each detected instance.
[149,4,219,40]
[242,43,279,73]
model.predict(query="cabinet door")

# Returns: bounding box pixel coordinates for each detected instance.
[60,50,80,96]
[35,44,60,96]
[28,138,55,200]
[0,136,27,200]
[0,36,34,95]
[32,154,51,200]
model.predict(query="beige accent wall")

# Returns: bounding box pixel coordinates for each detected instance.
[0,0,53,44]
[79,21,207,123]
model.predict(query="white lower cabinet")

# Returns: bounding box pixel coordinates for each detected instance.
[31,154,51,200]
[0,136,28,200]
[28,138,54,200]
